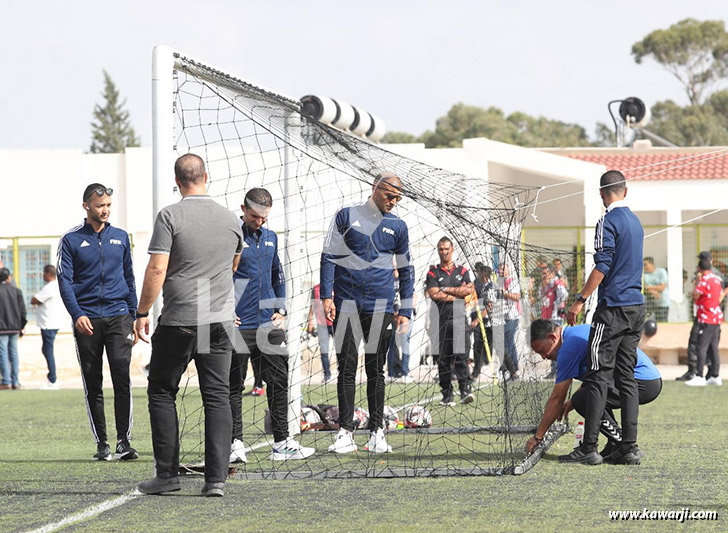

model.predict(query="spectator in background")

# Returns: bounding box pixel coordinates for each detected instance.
[307,284,334,383]
[643,257,669,322]
[553,258,568,289]
[426,237,475,406]
[539,266,568,322]
[540,265,568,379]
[679,251,727,381]
[387,267,415,383]
[496,262,521,382]
[0,268,26,390]
[470,263,494,381]
[685,258,723,387]
[31,265,69,390]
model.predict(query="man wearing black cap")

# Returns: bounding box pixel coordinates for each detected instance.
[678,251,728,381]
[58,184,139,462]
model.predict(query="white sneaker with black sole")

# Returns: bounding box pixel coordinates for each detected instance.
[230,438,248,463]
[270,437,315,461]
[328,428,358,454]
[364,429,392,454]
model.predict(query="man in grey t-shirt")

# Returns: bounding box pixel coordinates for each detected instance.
[136,154,243,498]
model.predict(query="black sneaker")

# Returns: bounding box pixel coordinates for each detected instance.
[93,442,112,461]
[599,441,618,461]
[461,391,475,404]
[439,393,456,407]
[603,446,641,465]
[558,446,603,465]
[115,440,139,461]
[675,372,696,382]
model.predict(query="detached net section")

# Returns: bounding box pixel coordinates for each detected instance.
[167,52,583,478]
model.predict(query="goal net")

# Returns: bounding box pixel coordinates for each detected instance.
[153,48,588,478]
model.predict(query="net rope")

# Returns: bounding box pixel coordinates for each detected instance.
[168,53,590,478]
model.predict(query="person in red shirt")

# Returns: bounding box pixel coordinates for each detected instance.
[686,258,723,387]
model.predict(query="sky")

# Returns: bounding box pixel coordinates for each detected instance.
[2,0,726,150]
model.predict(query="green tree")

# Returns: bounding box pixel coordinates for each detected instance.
[90,70,140,153]
[646,91,728,146]
[508,112,591,147]
[593,122,616,147]
[415,103,591,149]
[632,19,728,106]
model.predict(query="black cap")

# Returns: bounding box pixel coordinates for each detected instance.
[698,251,712,260]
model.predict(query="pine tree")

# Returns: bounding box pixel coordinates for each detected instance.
[89,70,140,153]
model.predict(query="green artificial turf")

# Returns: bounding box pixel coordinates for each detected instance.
[0,382,725,532]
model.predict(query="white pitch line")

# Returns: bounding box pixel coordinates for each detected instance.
[25,490,141,533]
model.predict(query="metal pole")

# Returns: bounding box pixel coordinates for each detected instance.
[283,111,304,436]
[151,45,177,323]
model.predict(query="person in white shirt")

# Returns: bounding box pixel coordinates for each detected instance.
[31,265,69,389]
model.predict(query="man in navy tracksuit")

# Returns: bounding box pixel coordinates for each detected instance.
[58,183,139,462]
[562,170,645,465]
[321,172,414,454]
[229,188,314,462]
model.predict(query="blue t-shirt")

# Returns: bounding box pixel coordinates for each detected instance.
[555,324,661,384]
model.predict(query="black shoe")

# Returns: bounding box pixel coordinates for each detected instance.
[558,446,603,465]
[93,442,112,461]
[439,393,456,407]
[599,441,618,461]
[201,482,225,497]
[138,476,181,495]
[676,372,696,382]
[115,440,139,460]
[603,446,641,465]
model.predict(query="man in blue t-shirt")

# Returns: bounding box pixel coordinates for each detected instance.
[526,320,661,460]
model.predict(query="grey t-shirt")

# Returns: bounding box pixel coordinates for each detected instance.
[148,195,243,326]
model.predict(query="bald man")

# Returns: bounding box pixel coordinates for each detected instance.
[321,172,414,455]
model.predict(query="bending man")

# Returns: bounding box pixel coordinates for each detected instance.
[527,319,661,461]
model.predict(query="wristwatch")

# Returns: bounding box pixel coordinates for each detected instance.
[576,294,588,304]
[136,310,149,318]
[277,308,287,317]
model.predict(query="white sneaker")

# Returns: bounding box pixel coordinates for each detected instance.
[399,374,414,384]
[39,380,60,390]
[270,437,315,461]
[364,429,392,454]
[685,376,707,387]
[385,376,397,384]
[706,376,723,386]
[229,438,248,463]
[328,428,358,454]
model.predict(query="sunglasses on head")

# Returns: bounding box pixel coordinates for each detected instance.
[85,187,114,201]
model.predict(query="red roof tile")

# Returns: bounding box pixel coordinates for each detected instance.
[560,150,728,181]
